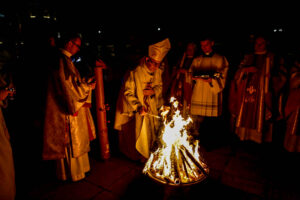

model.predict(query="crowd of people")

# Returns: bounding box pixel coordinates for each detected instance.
[0,27,299,200]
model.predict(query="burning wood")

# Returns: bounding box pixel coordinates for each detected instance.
[143,97,209,186]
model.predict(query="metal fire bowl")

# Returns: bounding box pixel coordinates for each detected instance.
[146,171,208,187]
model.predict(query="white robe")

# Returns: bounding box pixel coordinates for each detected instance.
[119,63,163,158]
[189,53,229,117]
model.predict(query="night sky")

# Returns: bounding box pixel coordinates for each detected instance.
[1,1,300,67]
[2,1,299,38]
[1,1,300,78]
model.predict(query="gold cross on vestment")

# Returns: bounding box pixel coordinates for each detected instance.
[247,85,256,94]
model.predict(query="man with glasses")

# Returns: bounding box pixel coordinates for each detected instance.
[42,32,97,182]
[114,38,171,162]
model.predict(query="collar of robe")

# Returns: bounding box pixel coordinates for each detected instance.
[202,51,214,57]
[143,63,155,76]
[59,48,72,58]
[254,50,267,55]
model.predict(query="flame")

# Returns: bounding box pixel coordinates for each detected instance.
[143,97,209,185]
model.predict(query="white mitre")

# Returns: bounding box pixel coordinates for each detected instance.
[148,38,171,62]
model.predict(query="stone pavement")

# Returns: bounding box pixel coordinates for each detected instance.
[17,137,300,200]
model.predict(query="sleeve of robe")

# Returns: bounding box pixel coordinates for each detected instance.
[188,56,229,94]
[152,68,163,109]
[57,57,91,115]
[210,55,229,94]
[124,70,142,112]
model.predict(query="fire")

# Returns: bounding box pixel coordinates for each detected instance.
[143,97,209,185]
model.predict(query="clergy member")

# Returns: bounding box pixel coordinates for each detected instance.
[114,38,171,161]
[42,32,97,182]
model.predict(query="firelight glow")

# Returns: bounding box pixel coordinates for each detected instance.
[143,97,209,185]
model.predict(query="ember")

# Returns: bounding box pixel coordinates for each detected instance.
[143,97,209,186]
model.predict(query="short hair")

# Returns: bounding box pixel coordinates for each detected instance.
[199,32,215,42]
[60,32,82,47]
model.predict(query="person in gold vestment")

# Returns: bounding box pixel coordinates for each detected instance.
[229,35,286,144]
[42,32,97,182]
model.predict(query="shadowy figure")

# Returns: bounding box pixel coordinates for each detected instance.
[0,45,16,200]
[169,41,197,118]
[283,55,300,152]
[229,35,287,145]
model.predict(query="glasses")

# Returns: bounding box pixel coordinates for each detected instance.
[148,58,160,67]
[72,41,81,49]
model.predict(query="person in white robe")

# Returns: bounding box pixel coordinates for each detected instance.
[188,36,229,148]
[114,38,171,161]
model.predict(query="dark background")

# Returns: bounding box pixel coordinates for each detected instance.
[1,1,299,198]
[1,1,299,155]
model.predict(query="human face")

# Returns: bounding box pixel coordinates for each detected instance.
[186,43,196,57]
[200,39,214,54]
[146,57,160,72]
[69,38,81,55]
[254,37,266,53]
